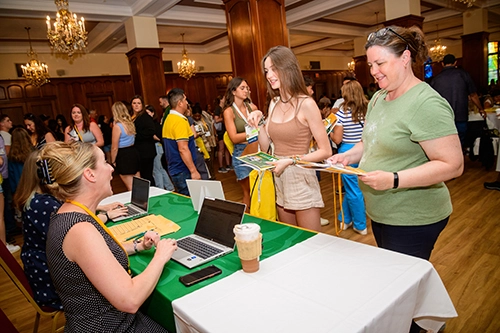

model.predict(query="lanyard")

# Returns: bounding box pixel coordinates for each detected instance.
[232,102,249,124]
[66,200,130,273]
[73,125,84,141]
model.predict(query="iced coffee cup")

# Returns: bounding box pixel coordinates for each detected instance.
[234,223,262,273]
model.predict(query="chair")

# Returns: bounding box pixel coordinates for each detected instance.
[0,307,20,333]
[0,243,63,333]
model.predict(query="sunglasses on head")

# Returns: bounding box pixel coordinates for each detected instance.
[367,27,416,52]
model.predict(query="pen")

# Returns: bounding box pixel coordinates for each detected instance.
[125,229,155,242]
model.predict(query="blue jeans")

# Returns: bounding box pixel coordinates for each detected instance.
[232,143,252,181]
[170,171,191,196]
[152,143,174,191]
[371,217,449,260]
[337,143,366,230]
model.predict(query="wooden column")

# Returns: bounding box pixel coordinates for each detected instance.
[461,32,489,93]
[383,14,425,80]
[126,48,166,110]
[353,55,371,89]
[224,0,288,109]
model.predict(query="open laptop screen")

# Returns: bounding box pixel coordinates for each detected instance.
[131,177,150,211]
[194,198,246,248]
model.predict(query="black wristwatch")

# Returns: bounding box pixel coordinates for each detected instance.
[393,172,399,189]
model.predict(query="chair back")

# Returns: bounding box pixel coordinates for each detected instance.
[0,243,35,300]
[0,307,20,333]
[0,243,63,333]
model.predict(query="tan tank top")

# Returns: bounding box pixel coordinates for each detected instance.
[267,97,312,156]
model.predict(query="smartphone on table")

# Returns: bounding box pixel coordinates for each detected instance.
[179,265,222,287]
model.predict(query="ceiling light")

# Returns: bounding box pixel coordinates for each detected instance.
[21,27,50,88]
[177,33,196,80]
[46,0,88,57]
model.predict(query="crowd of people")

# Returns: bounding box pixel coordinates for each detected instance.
[1,24,497,333]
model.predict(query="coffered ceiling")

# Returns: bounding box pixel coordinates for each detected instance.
[0,0,499,57]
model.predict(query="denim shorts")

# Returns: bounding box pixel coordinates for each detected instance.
[232,143,252,181]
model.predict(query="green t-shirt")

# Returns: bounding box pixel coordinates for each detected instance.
[359,82,457,226]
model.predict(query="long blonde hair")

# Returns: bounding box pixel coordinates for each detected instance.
[112,102,136,135]
[340,80,368,123]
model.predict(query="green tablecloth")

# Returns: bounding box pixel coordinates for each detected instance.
[112,193,316,332]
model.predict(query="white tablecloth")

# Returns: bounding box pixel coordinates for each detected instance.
[173,234,456,333]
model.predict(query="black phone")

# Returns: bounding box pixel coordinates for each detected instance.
[179,265,222,287]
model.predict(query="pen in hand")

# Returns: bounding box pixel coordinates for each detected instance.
[125,229,154,242]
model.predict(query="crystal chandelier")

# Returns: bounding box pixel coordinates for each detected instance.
[347,59,355,72]
[21,27,50,88]
[429,25,447,62]
[177,33,196,80]
[46,0,88,57]
[453,0,476,7]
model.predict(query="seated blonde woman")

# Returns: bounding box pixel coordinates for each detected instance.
[43,141,177,332]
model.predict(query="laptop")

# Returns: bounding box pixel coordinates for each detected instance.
[172,198,246,269]
[186,179,225,211]
[112,177,150,222]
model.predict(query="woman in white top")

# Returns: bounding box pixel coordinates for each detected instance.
[64,104,104,147]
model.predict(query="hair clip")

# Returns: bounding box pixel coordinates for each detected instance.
[36,159,55,185]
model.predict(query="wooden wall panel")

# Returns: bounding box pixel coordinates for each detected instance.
[0,104,25,126]
[0,70,348,128]
[0,76,132,127]
[7,85,23,99]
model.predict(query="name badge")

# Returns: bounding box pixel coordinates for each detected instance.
[245,124,259,144]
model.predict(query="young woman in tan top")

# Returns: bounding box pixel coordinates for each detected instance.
[247,46,331,231]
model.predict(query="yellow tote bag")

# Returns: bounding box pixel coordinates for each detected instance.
[223,131,234,155]
[249,170,277,221]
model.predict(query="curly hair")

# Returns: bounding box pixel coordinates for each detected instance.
[365,25,428,67]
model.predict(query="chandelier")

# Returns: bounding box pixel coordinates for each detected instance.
[21,27,50,88]
[177,33,196,80]
[453,0,476,7]
[46,0,88,57]
[347,59,355,72]
[429,25,447,62]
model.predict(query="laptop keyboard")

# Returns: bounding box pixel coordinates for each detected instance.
[177,237,224,259]
[127,205,142,215]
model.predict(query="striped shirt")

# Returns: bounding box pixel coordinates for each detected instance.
[335,107,364,143]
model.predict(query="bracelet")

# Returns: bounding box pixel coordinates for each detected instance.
[393,172,399,189]
[104,211,111,222]
[291,155,302,165]
[133,239,141,253]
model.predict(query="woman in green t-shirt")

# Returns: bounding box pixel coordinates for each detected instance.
[328,25,463,261]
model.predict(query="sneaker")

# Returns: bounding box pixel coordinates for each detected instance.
[227,165,234,171]
[353,227,368,235]
[320,217,329,226]
[484,181,500,191]
[342,222,353,230]
[218,167,228,173]
[7,243,20,253]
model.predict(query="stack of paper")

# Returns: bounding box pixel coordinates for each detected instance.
[109,215,181,243]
